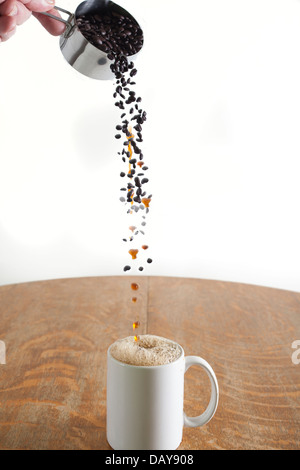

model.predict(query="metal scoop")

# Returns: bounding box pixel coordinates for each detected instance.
[42,0,144,80]
[76,0,110,14]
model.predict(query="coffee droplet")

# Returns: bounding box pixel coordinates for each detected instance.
[131,283,139,291]
[129,249,138,260]
[141,198,151,208]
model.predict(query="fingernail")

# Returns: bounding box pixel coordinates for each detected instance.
[8,5,18,16]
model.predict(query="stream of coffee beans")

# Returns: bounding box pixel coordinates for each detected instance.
[77,8,150,340]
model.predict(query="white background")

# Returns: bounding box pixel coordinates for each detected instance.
[0,0,300,291]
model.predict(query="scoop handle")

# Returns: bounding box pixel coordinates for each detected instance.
[39,6,73,35]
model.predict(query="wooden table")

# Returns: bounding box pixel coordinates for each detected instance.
[0,276,299,450]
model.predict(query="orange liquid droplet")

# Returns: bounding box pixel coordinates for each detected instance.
[133,321,140,330]
[142,198,151,208]
[131,283,139,291]
[132,297,137,303]
[134,335,139,342]
[127,129,135,206]
[129,249,139,260]
[142,245,149,250]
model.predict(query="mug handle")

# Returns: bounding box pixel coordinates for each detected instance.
[183,356,219,427]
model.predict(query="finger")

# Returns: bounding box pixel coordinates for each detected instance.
[0,15,16,34]
[15,1,32,25]
[0,27,16,40]
[0,1,31,27]
[0,16,16,41]
[0,0,18,16]
[20,0,55,13]
[33,8,65,36]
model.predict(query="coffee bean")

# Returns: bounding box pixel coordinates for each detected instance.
[130,69,137,77]
[134,177,141,187]
[79,9,154,279]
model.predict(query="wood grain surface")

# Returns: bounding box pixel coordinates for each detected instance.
[0,276,299,450]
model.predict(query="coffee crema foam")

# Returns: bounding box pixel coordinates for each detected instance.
[109,335,182,367]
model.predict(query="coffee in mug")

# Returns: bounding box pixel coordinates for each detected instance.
[107,335,219,450]
[109,334,182,366]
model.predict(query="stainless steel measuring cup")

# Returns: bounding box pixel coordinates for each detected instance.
[42,1,143,80]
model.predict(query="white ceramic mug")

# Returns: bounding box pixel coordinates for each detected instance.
[106,341,219,450]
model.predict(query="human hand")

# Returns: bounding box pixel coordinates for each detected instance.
[0,0,66,42]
